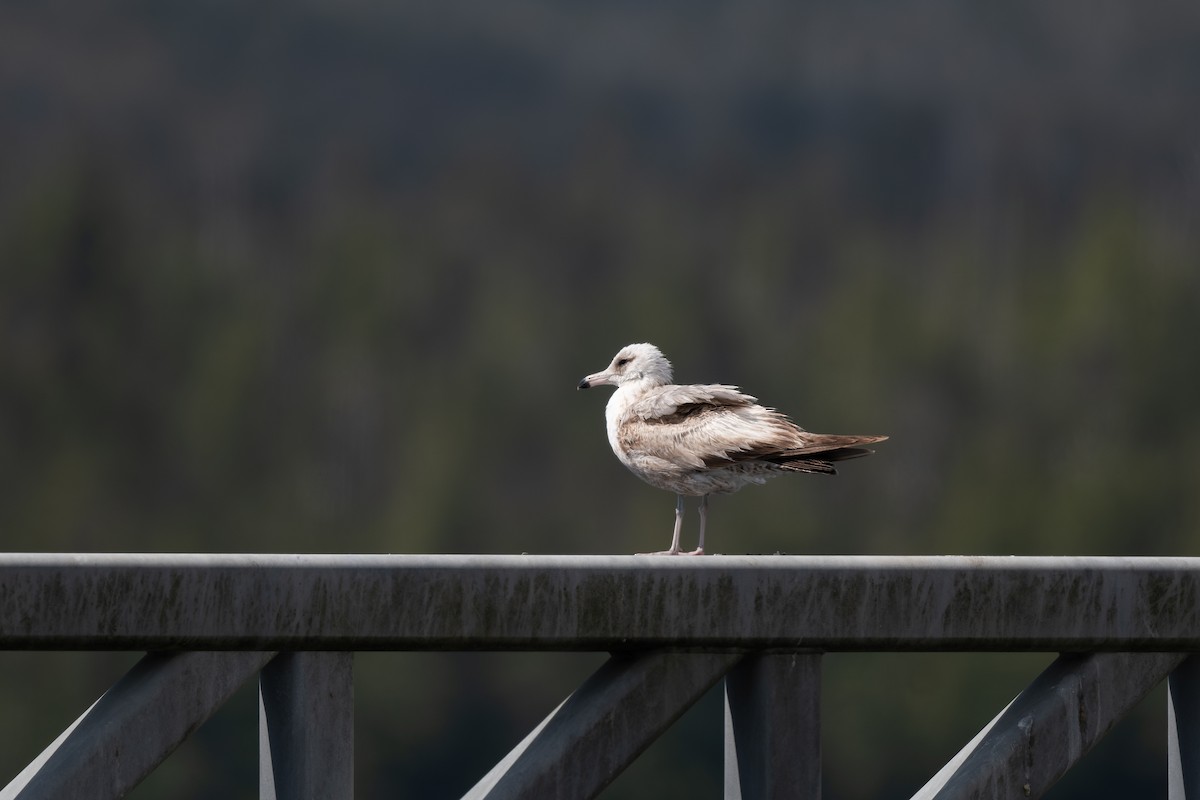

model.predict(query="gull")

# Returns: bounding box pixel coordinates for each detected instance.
[578,343,887,555]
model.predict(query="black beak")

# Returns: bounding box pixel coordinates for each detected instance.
[577,378,590,390]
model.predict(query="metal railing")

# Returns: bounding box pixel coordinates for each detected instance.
[1,554,1199,799]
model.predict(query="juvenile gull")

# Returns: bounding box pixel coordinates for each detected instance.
[578,343,887,555]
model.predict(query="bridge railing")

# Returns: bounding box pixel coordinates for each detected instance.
[1,554,1199,799]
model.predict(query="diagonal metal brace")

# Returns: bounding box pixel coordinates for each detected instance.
[464,650,743,800]
[912,651,1185,800]
[1,650,273,800]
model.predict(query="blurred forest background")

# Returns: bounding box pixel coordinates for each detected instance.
[2,0,1199,797]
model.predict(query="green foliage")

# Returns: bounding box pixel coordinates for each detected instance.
[2,158,1197,796]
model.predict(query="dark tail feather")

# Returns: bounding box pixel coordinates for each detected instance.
[777,458,839,475]
[771,434,888,472]
[821,445,878,462]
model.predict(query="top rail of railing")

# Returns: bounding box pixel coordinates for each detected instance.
[1,553,1198,652]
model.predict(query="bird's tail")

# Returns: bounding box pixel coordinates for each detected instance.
[771,434,888,473]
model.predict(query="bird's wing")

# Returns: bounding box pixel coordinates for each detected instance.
[630,384,756,420]
[771,433,889,459]
[622,386,802,470]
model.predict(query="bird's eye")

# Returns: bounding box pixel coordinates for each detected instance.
[615,356,632,368]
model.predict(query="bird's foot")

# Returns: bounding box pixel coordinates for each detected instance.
[634,547,706,556]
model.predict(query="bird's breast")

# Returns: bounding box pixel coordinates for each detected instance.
[603,390,633,461]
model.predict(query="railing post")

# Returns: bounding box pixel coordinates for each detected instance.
[259,652,354,800]
[724,653,822,800]
[1170,655,1200,799]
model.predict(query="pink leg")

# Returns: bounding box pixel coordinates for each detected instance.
[686,495,708,555]
[639,495,686,555]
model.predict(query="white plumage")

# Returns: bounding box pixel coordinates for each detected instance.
[578,343,886,554]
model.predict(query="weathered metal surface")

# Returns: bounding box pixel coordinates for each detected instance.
[911,651,1185,800]
[724,653,821,800]
[260,652,354,800]
[1,554,1200,651]
[1,555,1196,798]
[463,650,741,799]
[0,650,272,800]
[1169,656,1200,799]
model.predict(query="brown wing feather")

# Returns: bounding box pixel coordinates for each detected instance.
[623,401,796,470]
[703,430,887,466]
[771,434,888,460]
[631,384,756,421]
[622,384,888,475]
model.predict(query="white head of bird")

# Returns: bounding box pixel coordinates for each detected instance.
[577,343,673,390]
